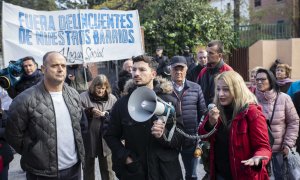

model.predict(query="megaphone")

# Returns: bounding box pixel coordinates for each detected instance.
[128,86,175,122]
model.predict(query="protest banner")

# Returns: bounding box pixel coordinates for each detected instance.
[2,1,144,66]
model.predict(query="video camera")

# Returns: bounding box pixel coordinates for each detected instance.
[0,59,23,89]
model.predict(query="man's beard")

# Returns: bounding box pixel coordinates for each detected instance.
[135,79,152,87]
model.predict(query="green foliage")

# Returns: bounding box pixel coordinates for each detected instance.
[92,0,141,10]
[140,0,236,56]
[57,0,88,9]
[3,0,57,10]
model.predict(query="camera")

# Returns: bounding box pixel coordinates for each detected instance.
[0,59,23,89]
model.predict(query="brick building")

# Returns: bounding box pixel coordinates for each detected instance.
[250,0,300,36]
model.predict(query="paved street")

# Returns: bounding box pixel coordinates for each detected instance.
[8,153,205,180]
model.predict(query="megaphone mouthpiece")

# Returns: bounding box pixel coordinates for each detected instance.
[128,87,176,122]
[141,100,156,113]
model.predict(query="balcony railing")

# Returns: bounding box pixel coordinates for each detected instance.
[237,23,293,47]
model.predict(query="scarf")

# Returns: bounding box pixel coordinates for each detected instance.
[21,70,40,80]
[276,78,293,86]
[88,91,108,103]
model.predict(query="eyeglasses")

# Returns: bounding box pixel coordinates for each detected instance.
[255,78,267,82]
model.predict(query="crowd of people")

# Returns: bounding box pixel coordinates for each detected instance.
[0,40,299,180]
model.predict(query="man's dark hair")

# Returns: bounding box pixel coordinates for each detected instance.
[22,56,37,66]
[207,40,224,53]
[256,68,280,93]
[132,55,158,70]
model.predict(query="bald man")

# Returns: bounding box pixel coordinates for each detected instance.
[186,49,208,82]
[122,58,133,73]
[6,51,86,180]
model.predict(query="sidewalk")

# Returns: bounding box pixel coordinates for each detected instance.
[9,153,205,180]
[8,154,101,180]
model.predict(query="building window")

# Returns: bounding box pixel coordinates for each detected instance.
[254,0,261,7]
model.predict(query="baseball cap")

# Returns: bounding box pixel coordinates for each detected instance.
[170,56,187,67]
[156,46,163,50]
[184,46,189,51]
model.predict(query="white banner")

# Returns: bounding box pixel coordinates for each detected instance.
[2,1,144,66]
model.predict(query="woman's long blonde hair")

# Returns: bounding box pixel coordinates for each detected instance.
[214,71,258,123]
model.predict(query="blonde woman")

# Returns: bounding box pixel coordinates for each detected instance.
[80,74,117,180]
[275,63,293,93]
[198,71,271,180]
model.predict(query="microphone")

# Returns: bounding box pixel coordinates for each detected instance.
[208,103,216,111]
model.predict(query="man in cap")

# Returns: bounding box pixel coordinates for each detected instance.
[170,56,207,180]
[182,46,196,70]
[154,47,171,79]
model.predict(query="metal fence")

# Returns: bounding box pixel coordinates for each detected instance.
[237,23,294,47]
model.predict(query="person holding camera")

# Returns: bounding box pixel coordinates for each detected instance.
[80,74,117,180]
[198,71,272,180]
[104,55,184,180]
[7,56,43,98]
[66,63,93,94]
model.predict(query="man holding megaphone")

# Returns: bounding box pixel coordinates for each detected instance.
[104,55,184,180]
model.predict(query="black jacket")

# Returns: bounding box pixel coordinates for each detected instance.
[198,60,232,105]
[186,64,205,83]
[104,77,184,180]
[5,81,87,177]
[154,55,171,79]
[7,69,43,98]
[172,80,207,147]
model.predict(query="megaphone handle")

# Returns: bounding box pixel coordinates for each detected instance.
[162,106,176,142]
[167,122,176,142]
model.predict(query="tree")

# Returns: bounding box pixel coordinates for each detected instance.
[57,0,88,9]
[2,0,57,10]
[91,0,147,10]
[233,0,240,31]
[140,0,236,56]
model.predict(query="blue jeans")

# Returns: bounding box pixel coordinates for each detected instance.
[181,146,199,180]
[271,152,288,180]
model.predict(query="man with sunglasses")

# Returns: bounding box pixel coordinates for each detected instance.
[7,56,43,98]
